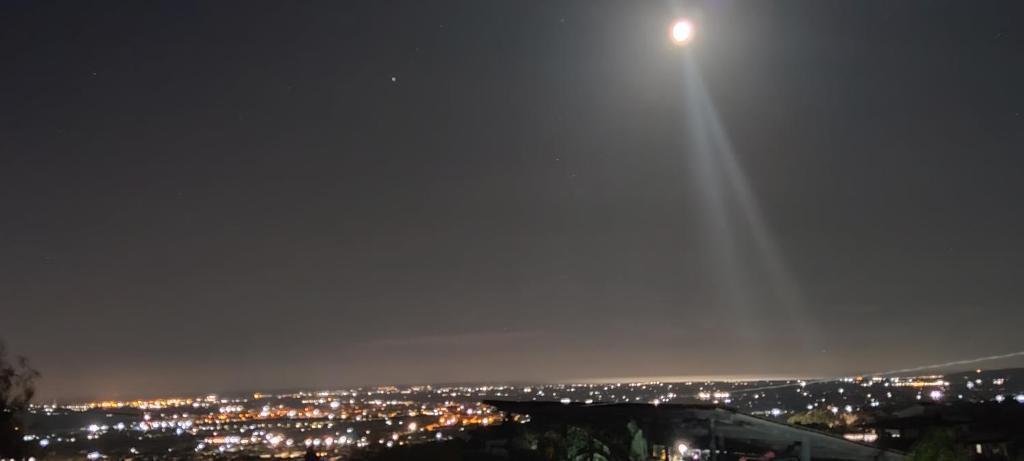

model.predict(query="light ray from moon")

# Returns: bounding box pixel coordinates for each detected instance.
[679,53,820,350]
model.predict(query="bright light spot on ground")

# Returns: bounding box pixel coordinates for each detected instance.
[671,19,694,45]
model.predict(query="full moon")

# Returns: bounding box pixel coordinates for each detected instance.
[671,19,694,45]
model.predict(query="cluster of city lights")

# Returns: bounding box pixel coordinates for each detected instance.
[24,370,1024,459]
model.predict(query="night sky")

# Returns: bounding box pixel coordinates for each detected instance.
[3,1,1024,401]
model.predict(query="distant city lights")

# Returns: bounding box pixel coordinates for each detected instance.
[22,370,1024,459]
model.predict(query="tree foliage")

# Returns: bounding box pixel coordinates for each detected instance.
[0,340,40,459]
[906,428,970,461]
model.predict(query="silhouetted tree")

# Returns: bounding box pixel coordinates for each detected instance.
[0,340,40,459]
[304,445,321,461]
[906,428,970,461]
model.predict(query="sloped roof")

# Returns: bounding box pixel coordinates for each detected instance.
[486,400,905,461]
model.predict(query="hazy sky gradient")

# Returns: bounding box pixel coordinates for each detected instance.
[2,0,1024,401]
